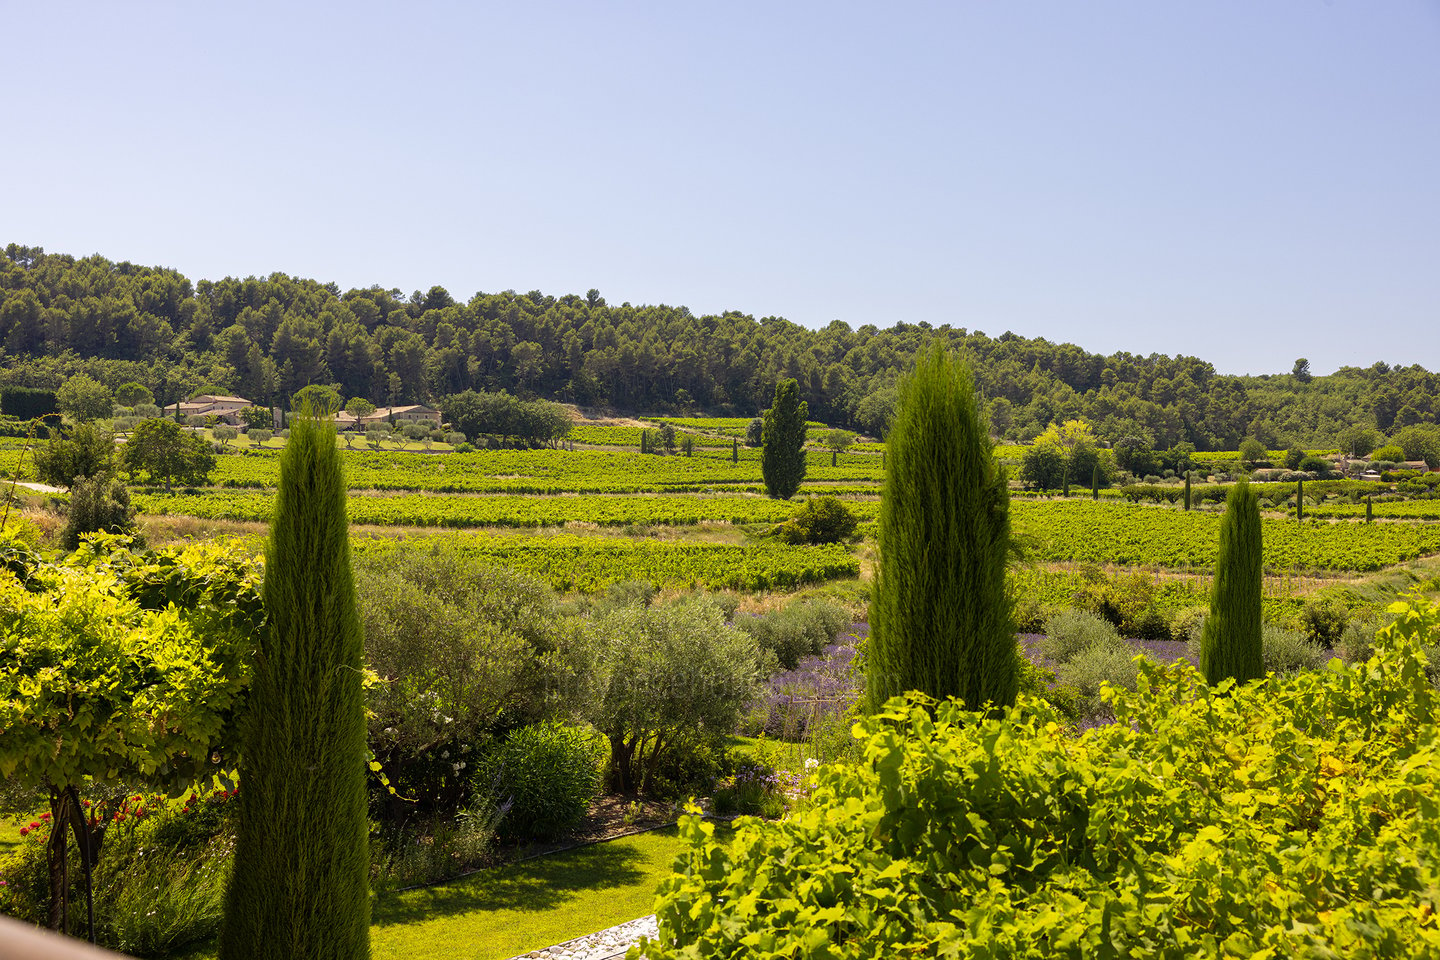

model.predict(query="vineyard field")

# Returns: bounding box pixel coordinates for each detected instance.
[1012,500,1440,571]
[349,533,860,592]
[134,490,883,529]
[201,448,885,492]
[1310,501,1440,521]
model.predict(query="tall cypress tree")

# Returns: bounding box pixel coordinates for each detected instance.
[866,344,1015,712]
[761,379,808,500]
[221,411,370,960]
[1200,479,1264,686]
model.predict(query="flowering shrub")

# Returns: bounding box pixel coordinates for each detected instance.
[711,759,798,819]
[746,639,861,741]
[0,788,236,954]
[637,596,1440,959]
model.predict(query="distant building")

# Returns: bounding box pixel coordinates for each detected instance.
[334,404,442,431]
[163,394,254,425]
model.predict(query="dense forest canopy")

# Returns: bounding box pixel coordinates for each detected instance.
[0,243,1434,451]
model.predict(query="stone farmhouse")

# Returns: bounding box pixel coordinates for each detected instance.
[163,394,254,425]
[334,404,443,431]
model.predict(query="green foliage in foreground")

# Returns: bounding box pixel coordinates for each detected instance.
[640,598,1440,959]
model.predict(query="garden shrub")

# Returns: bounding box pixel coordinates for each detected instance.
[1053,636,1143,718]
[712,758,794,819]
[602,578,659,609]
[1072,571,1171,640]
[369,802,501,893]
[643,597,1440,959]
[641,731,736,801]
[1036,608,1120,663]
[61,474,137,550]
[774,496,858,544]
[734,598,851,670]
[355,542,587,816]
[476,721,604,841]
[1302,595,1352,648]
[1261,624,1328,675]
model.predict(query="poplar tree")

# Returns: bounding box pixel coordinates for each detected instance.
[1200,480,1264,686]
[866,344,1015,712]
[221,410,370,960]
[761,379,808,499]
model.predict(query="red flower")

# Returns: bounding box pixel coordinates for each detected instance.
[18,828,28,837]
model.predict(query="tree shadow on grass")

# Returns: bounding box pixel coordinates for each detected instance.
[371,832,663,928]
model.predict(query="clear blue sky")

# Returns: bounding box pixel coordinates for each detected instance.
[8,1,1438,375]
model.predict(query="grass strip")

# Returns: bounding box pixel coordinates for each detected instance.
[369,823,715,960]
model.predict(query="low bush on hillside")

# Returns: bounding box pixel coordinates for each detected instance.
[640,597,1440,959]
[734,599,851,670]
[773,496,859,545]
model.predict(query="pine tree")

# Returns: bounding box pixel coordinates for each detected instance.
[761,379,808,500]
[220,411,370,960]
[866,344,1015,712]
[1200,480,1264,686]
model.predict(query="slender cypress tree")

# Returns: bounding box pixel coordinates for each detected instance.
[1296,477,1305,520]
[1366,496,1373,523]
[761,379,808,499]
[1200,479,1264,686]
[1091,463,1100,500]
[1184,473,1192,510]
[866,344,1015,712]
[221,411,370,960]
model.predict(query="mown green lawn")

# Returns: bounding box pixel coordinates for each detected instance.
[0,816,27,860]
[371,824,713,960]
[164,822,723,960]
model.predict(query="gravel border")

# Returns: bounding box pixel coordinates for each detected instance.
[507,913,658,960]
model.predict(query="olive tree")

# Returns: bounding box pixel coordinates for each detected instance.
[585,599,763,795]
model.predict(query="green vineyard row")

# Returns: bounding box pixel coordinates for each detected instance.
[349,533,860,592]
